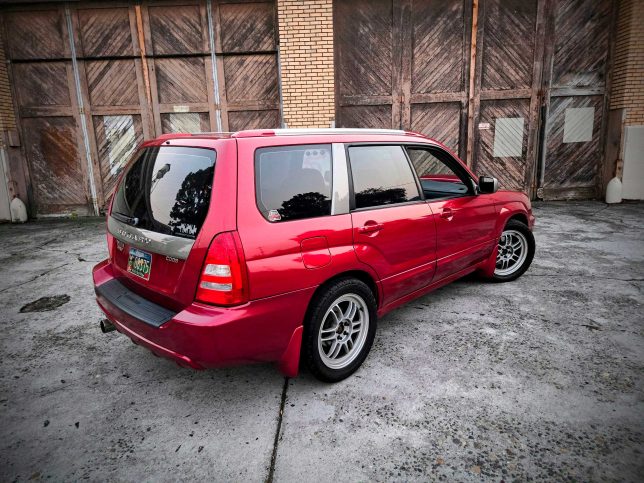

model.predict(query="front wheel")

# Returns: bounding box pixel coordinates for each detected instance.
[492,219,535,282]
[302,278,377,382]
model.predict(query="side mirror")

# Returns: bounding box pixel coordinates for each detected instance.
[478,175,498,194]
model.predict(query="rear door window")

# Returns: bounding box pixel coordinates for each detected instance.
[255,144,332,222]
[348,145,421,209]
[111,146,215,239]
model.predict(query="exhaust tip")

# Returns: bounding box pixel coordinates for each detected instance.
[100,318,116,333]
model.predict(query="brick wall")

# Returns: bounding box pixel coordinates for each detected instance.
[610,0,644,126]
[277,0,335,128]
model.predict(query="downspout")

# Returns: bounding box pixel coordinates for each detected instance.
[206,0,223,132]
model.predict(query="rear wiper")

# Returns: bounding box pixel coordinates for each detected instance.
[112,211,139,226]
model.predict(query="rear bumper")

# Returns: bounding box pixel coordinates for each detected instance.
[93,260,313,372]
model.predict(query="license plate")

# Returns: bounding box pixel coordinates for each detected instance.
[127,248,152,280]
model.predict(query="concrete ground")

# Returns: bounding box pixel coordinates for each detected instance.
[0,201,642,482]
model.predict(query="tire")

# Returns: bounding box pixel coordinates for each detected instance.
[491,219,535,283]
[302,278,377,382]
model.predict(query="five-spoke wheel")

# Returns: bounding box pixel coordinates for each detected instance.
[492,219,535,282]
[303,278,377,382]
[318,294,369,370]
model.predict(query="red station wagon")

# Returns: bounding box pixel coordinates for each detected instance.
[93,129,535,382]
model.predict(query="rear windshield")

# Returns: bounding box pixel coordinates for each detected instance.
[111,146,215,239]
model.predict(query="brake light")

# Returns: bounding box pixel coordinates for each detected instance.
[196,232,248,306]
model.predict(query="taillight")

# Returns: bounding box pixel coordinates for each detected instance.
[196,231,248,306]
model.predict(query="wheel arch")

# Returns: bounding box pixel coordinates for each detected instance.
[314,270,379,306]
[496,203,531,236]
[302,270,380,328]
[508,212,529,226]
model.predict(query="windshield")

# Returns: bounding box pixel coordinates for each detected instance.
[111,146,216,239]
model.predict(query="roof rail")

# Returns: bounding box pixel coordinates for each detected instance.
[232,128,419,138]
[158,128,427,140]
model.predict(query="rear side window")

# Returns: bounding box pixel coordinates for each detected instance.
[111,146,215,239]
[348,145,420,209]
[255,144,332,222]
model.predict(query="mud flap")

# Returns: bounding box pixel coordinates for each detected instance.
[278,326,303,377]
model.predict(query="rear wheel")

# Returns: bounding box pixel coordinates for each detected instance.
[492,219,535,282]
[302,278,377,382]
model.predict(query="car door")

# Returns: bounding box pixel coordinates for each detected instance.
[406,146,497,281]
[348,144,436,306]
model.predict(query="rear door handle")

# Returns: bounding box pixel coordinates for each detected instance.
[440,208,454,220]
[358,222,384,234]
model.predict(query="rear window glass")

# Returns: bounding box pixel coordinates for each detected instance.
[255,144,332,222]
[348,145,420,209]
[111,146,215,239]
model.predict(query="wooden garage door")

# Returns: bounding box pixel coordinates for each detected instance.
[471,0,545,193]
[539,0,614,200]
[334,0,471,157]
[2,0,280,215]
[3,7,98,215]
[334,0,616,199]
[73,4,150,198]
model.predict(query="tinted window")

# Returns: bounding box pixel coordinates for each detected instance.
[406,147,470,200]
[348,145,420,209]
[111,146,215,239]
[255,144,332,222]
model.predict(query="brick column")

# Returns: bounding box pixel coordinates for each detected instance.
[610,0,644,126]
[277,0,335,128]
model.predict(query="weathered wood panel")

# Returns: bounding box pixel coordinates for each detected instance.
[22,117,87,213]
[13,63,71,109]
[336,0,393,99]
[552,0,611,88]
[336,0,469,148]
[219,2,276,52]
[77,7,134,57]
[540,0,613,199]
[148,4,206,55]
[480,0,537,90]
[411,0,465,94]
[155,57,209,104]
[161,112,210,133]
[4,10,66,60]
[408,0,470,156]
[410,103,461,152]
[334,0,396,128]
[228,110,280,131]
[543,95,603,189]
[471,0,541,194]
[337,105,392,129]
[85,60,139,107]
[223,55,279,104]
[475,99,531,191]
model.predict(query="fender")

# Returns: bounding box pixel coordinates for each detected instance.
[493,199,533,237]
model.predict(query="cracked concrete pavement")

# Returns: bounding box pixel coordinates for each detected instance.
[0,201,642,481]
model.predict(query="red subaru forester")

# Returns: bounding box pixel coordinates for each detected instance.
[93,129,535,382]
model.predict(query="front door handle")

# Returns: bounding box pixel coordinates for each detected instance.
[358,222,384,234]
[440,208,454,220]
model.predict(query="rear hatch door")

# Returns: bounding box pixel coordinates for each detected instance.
[107,142,230,310]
